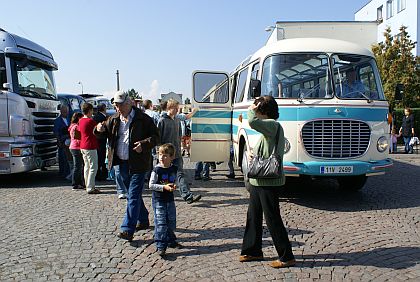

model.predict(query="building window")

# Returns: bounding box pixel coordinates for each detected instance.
[397,0,406,12]
[377,5,383,21]
[386,0,394,19]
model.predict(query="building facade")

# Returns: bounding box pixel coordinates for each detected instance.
[355,0,419,55]
[160,91,183,104]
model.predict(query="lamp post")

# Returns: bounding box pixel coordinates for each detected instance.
[116,70,120,91]
[78,81,84,94]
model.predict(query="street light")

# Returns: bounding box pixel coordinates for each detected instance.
[78,81,83,94]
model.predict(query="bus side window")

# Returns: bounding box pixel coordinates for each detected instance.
[251,63,259,80]
[234,68,249,103]
[248,62,260,100]
[229,75,238,105]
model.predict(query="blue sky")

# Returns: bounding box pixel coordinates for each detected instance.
[1,0,368,102]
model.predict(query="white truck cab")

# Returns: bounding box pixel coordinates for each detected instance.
[0,28,59,174]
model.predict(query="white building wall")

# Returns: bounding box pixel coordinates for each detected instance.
[355,0,419,56]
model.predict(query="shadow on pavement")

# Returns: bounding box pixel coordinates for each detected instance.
[297,246,420,270]
[279,160,420,212]
[165,226,311,258]
[176,226,311,241]
[0,168,69,189]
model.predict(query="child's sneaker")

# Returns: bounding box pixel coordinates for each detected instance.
[156,248,166,257]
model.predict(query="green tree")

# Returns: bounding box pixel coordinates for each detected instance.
[372,26,420,108]
[124,88,141,100]
[184,97,191,104]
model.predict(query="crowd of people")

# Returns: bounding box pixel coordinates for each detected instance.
[52,92,295,269]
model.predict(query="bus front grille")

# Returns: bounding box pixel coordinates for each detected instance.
[301,120,371,158]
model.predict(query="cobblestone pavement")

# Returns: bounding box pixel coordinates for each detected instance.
[0,153,419,281]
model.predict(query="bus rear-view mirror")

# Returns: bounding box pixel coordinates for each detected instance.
[249,79,261,98]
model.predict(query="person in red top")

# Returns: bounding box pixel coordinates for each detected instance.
[79,103,99,194]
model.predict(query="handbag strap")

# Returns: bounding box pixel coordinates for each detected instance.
[271,123,280,155]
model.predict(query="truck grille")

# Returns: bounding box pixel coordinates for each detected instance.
[32,111,58,162]
[301,120,371,158]
[32,112,58,141]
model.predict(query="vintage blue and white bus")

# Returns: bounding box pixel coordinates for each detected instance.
[191,24,392,191]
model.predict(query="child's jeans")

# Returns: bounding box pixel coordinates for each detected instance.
[391,142,397,153]
[152,195,177,250]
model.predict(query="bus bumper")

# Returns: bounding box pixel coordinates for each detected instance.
[283,158,393,177]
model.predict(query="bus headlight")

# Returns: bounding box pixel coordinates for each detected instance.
[377,136,389,153]
[284,138,291,154]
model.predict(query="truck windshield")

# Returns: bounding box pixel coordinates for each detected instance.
[261,53,333,99]
[332,54,385,100]
[14,59,56,100]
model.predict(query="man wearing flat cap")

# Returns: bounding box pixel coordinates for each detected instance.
[95,91,160,241]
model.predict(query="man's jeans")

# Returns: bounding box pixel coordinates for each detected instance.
[195,161,209,178]
[120,172,149,234]
[152,195,176,250]
[114,162,129,195]
[172,157,193,201]
[58,146,70,177]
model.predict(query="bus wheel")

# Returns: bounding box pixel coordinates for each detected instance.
[241,147,252,193]
[337,175,367,191]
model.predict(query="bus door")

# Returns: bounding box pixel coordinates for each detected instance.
[191,71,232,162]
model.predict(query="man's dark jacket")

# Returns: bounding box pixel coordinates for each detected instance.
[94,107,160,173]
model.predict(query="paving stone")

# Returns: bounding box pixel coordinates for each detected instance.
[0,155,419,281]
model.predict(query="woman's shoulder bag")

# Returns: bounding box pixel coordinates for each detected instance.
[247,124,282,179]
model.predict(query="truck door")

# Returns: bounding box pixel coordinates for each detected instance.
[0,54,8,136]
[191,71,232,162]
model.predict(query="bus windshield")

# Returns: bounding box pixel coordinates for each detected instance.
[261,53,333,99]
[332,54,385,100]
[14,59,57,100]
[261,53,385,101]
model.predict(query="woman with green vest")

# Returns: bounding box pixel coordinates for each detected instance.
[239,95,296,269]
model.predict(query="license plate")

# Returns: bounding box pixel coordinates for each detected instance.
[320,166,353,174]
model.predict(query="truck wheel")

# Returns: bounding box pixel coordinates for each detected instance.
[337,175,367,191]
[241,146,252,193]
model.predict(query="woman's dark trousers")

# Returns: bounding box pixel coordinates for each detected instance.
[241,185,294,262]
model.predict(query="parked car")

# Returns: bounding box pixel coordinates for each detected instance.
[80,94,116,116]
[57,93,86,123]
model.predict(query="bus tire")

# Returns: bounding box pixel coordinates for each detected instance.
[337,175,367,191]
[241,146,252,193]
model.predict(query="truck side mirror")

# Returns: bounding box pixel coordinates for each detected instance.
[395,83,404,101]
[249,79,261,98]
[2,83,11,90]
